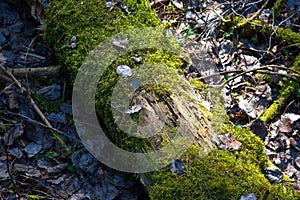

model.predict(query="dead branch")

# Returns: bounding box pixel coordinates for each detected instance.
[0,66,61,77]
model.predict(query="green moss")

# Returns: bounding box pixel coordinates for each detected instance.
[260,80,299,123]
[273,0,287,19]
[277,28,300,48]
[189,79,207,90]
[150,125,300,199]
[45,0,160,82]
[45,0,176,152]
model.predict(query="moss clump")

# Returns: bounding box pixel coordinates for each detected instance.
[260,80,298,122]
[273,0,287,19]
[150,124,300,199]
[45,0,160,83]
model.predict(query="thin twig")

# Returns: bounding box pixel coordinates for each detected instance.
[0,64,67,147]
[235,0,269,27]
[196,64,300,83]
[6,111,81,143]
[4,146,21,200]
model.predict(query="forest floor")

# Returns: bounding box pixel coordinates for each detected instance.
[0,0,300,199]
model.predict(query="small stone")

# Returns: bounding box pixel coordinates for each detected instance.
[116,64,132,77]
[170,159,184,175]
[25,142,42,157]
[240,193,257,200]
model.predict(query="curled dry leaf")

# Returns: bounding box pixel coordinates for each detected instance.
[116,64,132,77]
[264,166,283,183]
[67,36,76,48]
[124,104,142,114]
[215,133,242,150]
[25,142,42,157]
[170,159,184,175]
[131,56,142,63]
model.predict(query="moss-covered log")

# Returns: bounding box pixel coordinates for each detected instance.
[45,0,300,199]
